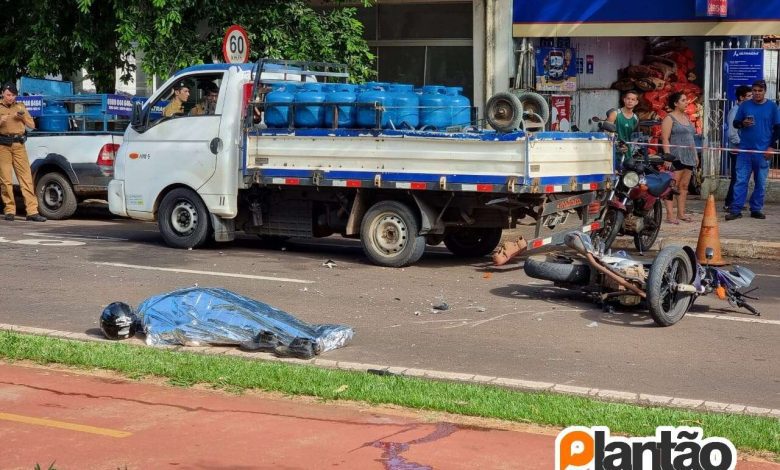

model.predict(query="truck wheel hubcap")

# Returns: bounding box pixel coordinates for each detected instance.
[43,182,63,208]
[372,213,407,255]
[171,201,198,235]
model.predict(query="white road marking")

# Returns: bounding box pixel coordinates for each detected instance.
[755,273,780,278]
[0,236,84,247]
[687,313,779,325]
[25,232,129,241]
[93,262,314,284]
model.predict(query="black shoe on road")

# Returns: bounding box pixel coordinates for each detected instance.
[26,214,47,222]
[750,211,766,219]
[725,212,742,221]
[3,213,14,221]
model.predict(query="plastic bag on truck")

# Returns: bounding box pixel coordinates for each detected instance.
[138,287,353,359]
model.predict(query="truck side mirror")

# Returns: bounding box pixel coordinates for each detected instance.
[130,102,143,129]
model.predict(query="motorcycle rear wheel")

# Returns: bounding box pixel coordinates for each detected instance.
[523,254,591,285]
[647,246,694,326]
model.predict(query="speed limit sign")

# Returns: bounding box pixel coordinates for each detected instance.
[222,25,250,64]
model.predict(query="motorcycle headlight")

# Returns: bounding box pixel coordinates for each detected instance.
[622,171,640,188]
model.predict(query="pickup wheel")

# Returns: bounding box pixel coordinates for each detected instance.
[158,188,211,249]
[360,201,425,267]
[443,227,502,258]
[35,172,77,220]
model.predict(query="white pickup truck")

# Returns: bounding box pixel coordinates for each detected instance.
[109,60,613,267]
[9,83,128,220]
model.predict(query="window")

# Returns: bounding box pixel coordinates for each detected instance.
[145,74,223,126]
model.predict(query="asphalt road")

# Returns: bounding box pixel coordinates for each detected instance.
[1,206,778,409]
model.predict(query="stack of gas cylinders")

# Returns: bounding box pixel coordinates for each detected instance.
[264,81,471,131]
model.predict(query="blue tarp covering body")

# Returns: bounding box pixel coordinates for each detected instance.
[138,287,353,359]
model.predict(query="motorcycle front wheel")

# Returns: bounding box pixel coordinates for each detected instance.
[647,246,695,326]
[595,208,624,251]
[634,199,663,252]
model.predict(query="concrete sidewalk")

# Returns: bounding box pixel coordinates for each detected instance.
[1,363,778,470]
[614,197,780,259]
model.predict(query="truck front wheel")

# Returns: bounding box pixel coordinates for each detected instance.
[35,172,77,220]
[360,200,425,267]
[158,188,211,249]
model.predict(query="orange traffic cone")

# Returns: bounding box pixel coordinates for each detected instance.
[695,194,727,266]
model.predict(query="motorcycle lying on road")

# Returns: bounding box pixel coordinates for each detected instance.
[595,120,676,253]
[523,232,760,326]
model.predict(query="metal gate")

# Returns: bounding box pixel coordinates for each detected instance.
[703,40,780,181]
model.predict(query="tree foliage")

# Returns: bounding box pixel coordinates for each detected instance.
[0,0,374,92]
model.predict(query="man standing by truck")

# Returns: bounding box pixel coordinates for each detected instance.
[0,82,46,222]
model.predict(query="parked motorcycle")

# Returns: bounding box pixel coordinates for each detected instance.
[595,120,676,253]
[523,232,760,326]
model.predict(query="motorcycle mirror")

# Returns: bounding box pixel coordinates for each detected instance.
[591,115,602,122]
[705,247,714,260]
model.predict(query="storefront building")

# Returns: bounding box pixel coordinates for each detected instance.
[511,0,780,182]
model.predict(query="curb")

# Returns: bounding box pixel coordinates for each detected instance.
[613,236,780,260]
[1,323,778,420]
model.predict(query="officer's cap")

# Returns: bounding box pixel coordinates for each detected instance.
[1,82,18,95]
[172,80,191,91]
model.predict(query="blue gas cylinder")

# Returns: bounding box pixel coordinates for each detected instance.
[294,83,326,128]
[39,102,69,132]
[420,85,450,130]
[387,84,419,129]
[445,87,471,127]
[324,84,357,128]
[264,84,296,128]
[356,86,389,128]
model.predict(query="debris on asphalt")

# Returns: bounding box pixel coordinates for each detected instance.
[431,300,450,311]
[136,287,353,359]
[322,259,337,269]
[482,272,492,280]
[476,306,486,313]
[586,321,599,328]
[414,311,421,316]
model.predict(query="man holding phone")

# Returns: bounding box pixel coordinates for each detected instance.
[0,82,45,221]
[726,80,780,221]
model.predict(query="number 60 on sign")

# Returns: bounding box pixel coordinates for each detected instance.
[223,25,250,64]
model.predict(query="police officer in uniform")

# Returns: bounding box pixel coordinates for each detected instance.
[162,80,190,117]
[0,83,45,222]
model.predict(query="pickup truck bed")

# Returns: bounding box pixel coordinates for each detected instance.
[244,128,613,194]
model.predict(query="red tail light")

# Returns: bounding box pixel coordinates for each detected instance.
[97,143,120,167]
[242,82,255,118]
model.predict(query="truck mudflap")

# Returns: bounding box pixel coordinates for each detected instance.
[491,191,604,266]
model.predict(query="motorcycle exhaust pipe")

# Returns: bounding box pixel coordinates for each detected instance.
[584,253,647,299]
[564,233,647,299]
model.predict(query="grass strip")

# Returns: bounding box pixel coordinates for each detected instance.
[1,330,778,454]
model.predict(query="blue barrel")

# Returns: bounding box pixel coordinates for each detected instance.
[265,84,295,128]
[324,84,357,128]
[356,86,389,128]
[39,102,69,132]
[294,83,326,128]
[420,85,450,130]
[387,84,419,129]
[445,86,471,127]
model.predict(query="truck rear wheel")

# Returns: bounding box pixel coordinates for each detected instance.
[35,172,77,220]
[158,188,211,249]
[360,200,425,267]
[444,227,502,258]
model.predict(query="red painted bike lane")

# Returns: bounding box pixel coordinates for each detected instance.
[0,363,777,470]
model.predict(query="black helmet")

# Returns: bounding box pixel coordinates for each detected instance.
[99,302,138,340]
